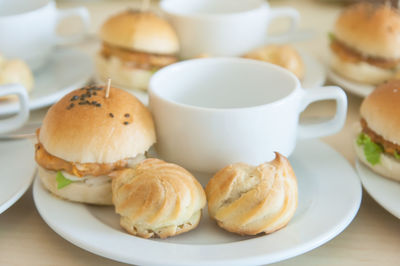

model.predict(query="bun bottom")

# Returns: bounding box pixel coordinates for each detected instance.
[38,166,113,205]
[95,54,152,91]
[354,140,400,182]
[330,51,395,85]
[120,209,202,239]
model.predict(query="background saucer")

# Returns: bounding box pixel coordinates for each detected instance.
[0,48,93,116]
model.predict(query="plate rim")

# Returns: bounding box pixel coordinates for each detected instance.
[33,140,362,266]
[0,140,36,214]
[355,160,400,219]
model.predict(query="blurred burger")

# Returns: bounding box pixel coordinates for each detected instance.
[329,2,400,85]
[354,80,400,181]
[35,85,156,205]
[96,10,179,91]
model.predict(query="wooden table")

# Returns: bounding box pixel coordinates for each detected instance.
[1,0,400,265]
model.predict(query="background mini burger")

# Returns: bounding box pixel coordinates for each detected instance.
[35,85,156,205]
[329,2,400,85]
[354,80,400,181]
[96,10,179,91]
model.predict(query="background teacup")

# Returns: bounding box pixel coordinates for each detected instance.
[149,58,347,173]
[160,0,300,59]
[0,0,90,71]
[0,84,29,134]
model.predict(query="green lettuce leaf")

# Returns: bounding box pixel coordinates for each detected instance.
[328,32,336,42]
[395,151,400,160]
[356,133,383,165]
[56,171,73,189]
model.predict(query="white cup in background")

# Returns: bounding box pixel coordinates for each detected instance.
[160,0,300,59]
[149,58,347,173]
[0,84,29,134]
[0,0,90,71]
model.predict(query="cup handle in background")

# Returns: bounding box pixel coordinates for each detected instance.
[265,7,300,43]
[55,7,90,45]
[297,86,347,139]
[0,84,30,134]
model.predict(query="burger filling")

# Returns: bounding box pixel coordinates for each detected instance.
[329,33,400,70]
[35,141,146,189]
[356,118,400,165]
[100,42,178,71]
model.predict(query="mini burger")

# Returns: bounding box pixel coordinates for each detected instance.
[35,85,156,205]
[329,2,400,85]
[354,80,400,181]
[96,10,179,91]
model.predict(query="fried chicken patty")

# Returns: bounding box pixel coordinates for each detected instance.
[331,39,400,69]
[35,142,129,177]
[101,42,178,70]
[361,118,400,156]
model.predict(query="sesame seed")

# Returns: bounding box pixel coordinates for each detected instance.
[124,113,130,118]
[109,113,114,118]
[96,103,101,107]
[93,92,97,95]
[123,121,129,125]
[71,95,79,101]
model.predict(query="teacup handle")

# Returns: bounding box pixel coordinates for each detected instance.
[55,7,91,45]
[266,7,300,43]
[0,84,30,134]
[298,86,347,139]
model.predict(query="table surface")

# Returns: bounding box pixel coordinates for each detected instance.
[1,0,400,265]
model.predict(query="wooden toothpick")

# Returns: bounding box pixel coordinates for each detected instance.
[105,78,111,98]
[140,0,151,12]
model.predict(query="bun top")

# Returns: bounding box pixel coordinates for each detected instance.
[334,3,400,59]
[100,10,179,55]
[39,85,156,163]
[111,158,206,238]
[361,80,400,144]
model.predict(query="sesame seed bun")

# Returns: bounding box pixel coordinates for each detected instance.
[334,2,400,59]
[39,86,156,164]
[360,80,400,145]
[38,166,113,205]
[100,11,179,55]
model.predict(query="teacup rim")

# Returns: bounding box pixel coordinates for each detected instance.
[0,0,53,19]
[149,57,302,112]
[160,0,269,19]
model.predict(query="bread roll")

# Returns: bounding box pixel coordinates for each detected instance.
[205,153,298,235]
[111,158,206,238]
[0,55,34,100]
[243,44,304,79]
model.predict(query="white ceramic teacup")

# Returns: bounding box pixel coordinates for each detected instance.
[0,84,29,134]
[149,58,347,173]
[0,0,90,71]
[160,0,300,59]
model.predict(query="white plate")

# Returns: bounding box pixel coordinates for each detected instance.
[0,48,93,115]
[0,140,36,214]
[33,140,361,265]
[327,69,374,98]
[356,160,400,218]
[97,50,326,106]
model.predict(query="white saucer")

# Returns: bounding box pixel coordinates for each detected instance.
[0,48,93,116]
[33,140,361,265]
[327,69,374,98]
[97,51,326,107]
[356,160,400,218]
[0,140,36,214]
